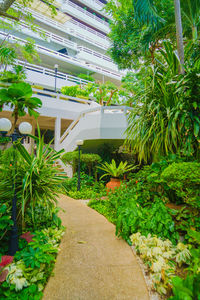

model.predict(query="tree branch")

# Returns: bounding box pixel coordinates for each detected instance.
[0,10,19,20]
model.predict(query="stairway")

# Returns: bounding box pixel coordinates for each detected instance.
[57,106,131,153]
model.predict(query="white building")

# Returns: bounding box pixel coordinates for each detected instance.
[0,0,129,154]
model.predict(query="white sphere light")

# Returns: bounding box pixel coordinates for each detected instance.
[76,139,84,146]
[0,118,12,132]
[19,122,32,135]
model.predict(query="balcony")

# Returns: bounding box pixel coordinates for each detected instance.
[66,19,110,49]
[0,31,122,82]
[76,0,108,17]
[25,8,110,50]
[12,20,77,51]
[16,60,92,89]
[62,0,110,33]
[77,46,118,71]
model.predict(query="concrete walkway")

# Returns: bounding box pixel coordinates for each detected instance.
[43,195,149,300]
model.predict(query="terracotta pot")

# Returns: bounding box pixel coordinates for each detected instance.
[106,178,121,191]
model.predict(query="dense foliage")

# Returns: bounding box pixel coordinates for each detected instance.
[62,151,101,177]
[0,82,42,128]
[0,133,66,298]
[62,172,106,200]
[89,157,200,296]
[0,227,65,299]
[125,42,200,162]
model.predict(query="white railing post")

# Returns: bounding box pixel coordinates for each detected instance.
[54,117,61,150]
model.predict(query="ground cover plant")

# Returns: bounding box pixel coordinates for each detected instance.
[0,227,65,299]
[0,133,66,298]
[89,156,200,297]
[62,172,106,199]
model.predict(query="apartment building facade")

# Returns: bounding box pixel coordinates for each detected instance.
[0,0,129,154]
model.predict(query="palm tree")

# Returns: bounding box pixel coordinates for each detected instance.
[0,82,42,129]
[181,0,200,41]
[174,0,184,73]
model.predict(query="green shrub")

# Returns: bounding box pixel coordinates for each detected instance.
[77,73,95,82]
[62,151,101,176]
[62,173,106,199]
[115,197,178,244]
[61,85,90,98]
[161,162,200,208]
[170,274,200,299]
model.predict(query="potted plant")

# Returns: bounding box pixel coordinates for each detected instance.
[98,159,136,191]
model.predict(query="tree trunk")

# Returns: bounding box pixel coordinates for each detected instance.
[174,0,184,74]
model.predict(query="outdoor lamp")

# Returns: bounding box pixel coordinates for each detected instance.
[0,117,12,133]
[18,122,32,135]
[76,139,84,191]
[0,118,32,255]
[76,139,84,146]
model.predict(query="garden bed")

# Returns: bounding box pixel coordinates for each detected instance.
[0,226,65,299]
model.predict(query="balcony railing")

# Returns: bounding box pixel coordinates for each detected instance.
[63,0,109,26]
[11,20,77,51]
[78,46,112,62]
[62,0,110,33]
[77,46,118,70]
[0,31,122,80]
[80,0,104,9]
[16,60,91,86]
[69,19,109,41]
[25,7,110,50]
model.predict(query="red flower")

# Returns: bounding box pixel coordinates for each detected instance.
[136,180,138,184]
[10,164,12,167]
[0,255,14,267]
[20,232,34,243]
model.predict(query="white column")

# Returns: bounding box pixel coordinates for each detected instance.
[54,117,61,151]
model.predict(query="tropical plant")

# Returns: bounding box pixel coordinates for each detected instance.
[105,0,175,68]
[170,274,200,299]
[98,159,136,179]
[14,131,66,228]
[0,82,42,128]
[0,65,26,83]
[131,232,191,295]
[161,162,200,208]
[181,0,200,41]
[125,41,200,162]
[0,45,16,70]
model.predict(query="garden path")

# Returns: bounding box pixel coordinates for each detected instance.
[43,195,149,300]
